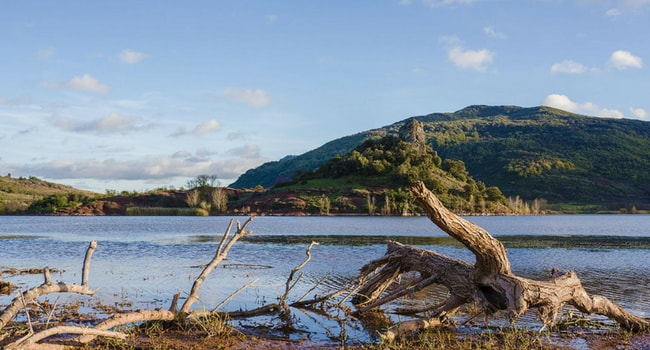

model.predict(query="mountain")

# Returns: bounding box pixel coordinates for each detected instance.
[230,105,650,210]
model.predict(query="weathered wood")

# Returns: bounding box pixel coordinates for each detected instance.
[410,181,511,279]
[354,181,649,336]
[75,309,177,343]
[0,241,98,330]
[355,241,477,317]
[179,217,253,314]
[6,326,127,349]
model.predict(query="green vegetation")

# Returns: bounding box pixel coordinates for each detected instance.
[231,105,650,211]
[0,175,97,214]
[184,174,229,214]
[125,207,209,216]
[273,130,509,215]
[27,193,96,213]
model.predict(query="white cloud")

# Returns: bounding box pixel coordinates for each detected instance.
[630,107,648,119]
[550,60,587,74]
[67,74,110,93]
[542,94,578,113]
[223,88,271,107]
[483,26,506,39]
[609,50,643,70]
[44,74,110,94]
[542,94,626,119]
[54,112,144,134]
[192,119,221,136]
[448,47,494,72]
[118,49,149,64]
[170,119,221,137]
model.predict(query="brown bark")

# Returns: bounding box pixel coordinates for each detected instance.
[354,181,649,336]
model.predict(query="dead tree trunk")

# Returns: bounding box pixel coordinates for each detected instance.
[355,181,648,336]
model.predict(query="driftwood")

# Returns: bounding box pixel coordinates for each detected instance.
[1,218,255,349]
[180,217,253,314]
[0,241,97,331]
[215,240,322,320]
[355,181,649,338]
[1,216,334,348]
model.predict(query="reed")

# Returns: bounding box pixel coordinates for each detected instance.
[125,207,209,216]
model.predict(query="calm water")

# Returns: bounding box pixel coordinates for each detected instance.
[1,215,649,341]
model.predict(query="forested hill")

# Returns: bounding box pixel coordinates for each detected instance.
[230,105,650,209]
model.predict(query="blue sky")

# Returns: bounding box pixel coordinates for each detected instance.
[1,0,648,192]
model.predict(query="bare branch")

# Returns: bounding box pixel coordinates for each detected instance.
[180,217,254,313]
[279,241,319,307]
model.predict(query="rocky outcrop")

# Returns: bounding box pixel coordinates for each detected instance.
[399,118,427,153]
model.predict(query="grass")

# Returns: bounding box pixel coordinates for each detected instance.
[0,175,97,213]
[125,207,209,216]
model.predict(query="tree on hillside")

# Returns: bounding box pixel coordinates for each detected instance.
[186,174,219,191]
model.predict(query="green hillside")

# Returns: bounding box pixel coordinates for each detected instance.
[0,175,97,213]
[230,105,650,210]
[230,119,510,215]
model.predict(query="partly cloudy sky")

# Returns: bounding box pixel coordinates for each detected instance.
[1,0,648,192]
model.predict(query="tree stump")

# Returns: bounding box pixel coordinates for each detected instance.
[354,181,648,337]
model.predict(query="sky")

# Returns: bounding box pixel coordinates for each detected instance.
[1,0,649,193]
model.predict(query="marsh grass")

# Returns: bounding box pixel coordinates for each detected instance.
[4,299,642,350]
[125,207,208,216]
[370,326,562,350]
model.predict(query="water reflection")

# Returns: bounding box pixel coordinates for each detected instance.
[188,234,650,249]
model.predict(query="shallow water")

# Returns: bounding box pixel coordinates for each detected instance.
[1,215,649,342]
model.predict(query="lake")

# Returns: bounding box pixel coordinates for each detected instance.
[1,215,649,342]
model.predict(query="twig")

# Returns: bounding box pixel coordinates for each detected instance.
[279,241,319,307]
[212,278,259,312]
[295,272,331,304]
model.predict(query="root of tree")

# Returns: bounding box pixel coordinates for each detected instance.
[353,181,649,340]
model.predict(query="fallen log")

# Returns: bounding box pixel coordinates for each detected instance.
[354,181,649,337]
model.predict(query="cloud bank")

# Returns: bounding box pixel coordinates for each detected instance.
[541,94,648,119]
